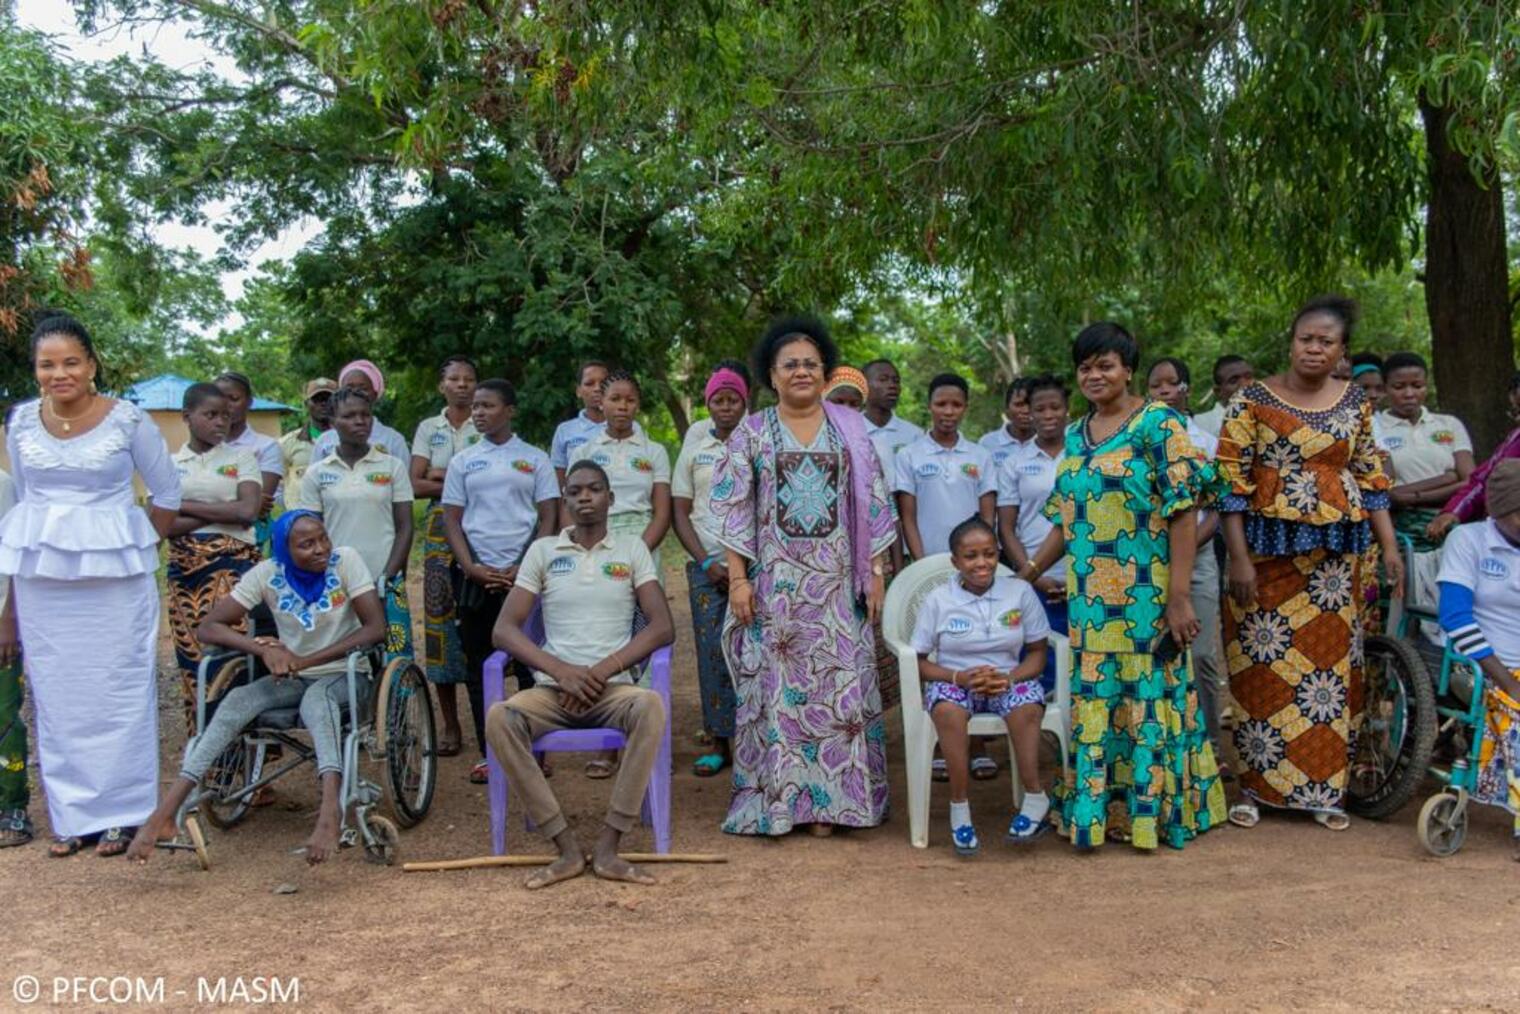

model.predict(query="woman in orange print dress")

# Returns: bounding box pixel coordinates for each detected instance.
[1216,295,1401,832]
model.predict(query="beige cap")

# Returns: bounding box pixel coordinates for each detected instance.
[304,377,338,399]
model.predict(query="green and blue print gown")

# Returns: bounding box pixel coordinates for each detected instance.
[1043,401,1227,850]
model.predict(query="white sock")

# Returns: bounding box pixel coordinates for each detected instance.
[1019,790,1050,823]
[949,799,972,828]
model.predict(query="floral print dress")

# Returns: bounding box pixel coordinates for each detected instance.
[710,408,897,835]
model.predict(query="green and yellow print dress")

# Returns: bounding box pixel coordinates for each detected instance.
[1043,401,1228,850]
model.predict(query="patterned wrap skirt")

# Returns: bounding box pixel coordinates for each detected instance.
[383,573,415,664]
[421,503,468,685]
[0,655,25,811]
[1477,682,1520,837]
[167,533,261,734]
[1058,649,1225,850]
[686,560,736,738]
[1226,548,1365,814]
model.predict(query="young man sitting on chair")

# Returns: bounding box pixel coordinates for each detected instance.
[489,460,674,889]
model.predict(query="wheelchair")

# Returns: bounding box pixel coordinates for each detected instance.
[169,642,437,869]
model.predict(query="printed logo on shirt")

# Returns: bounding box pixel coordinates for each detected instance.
[511,459,536,474]
[1018,462,1045,476]
[216,463,240,478]
[944,616,972,636]
[631,457,655,473]
[547,555,576,576]
[601,561,632,580]
[1479,556,1510,581]
[914,463,941,480]
[366,472,392,486]
[464,458,489,474]
[591,452,612,467]
[466,434,481,446]
[429,431,449,446]
[1432,430,1456,446]
[1384,436,1405,450]
[566,436,589,452]
[998,608,1023,628]
[960,463,981,481]
[695,452,718,467]
[317,470,341,488]
[328,588,348,607]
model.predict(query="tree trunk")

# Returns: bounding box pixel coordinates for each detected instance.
[1420,94,1514,457]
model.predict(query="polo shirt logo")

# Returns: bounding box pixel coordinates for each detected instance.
[1384,436,1405,450]
[466,435,481,445]
[914,463,941,479]
[960,463,981,480]
[1479,557,1509,580]
[547,556,576,576]
[1432,430,1455,445]
[695,453,717,466]
[317,471,340,487]
[216,464,240,478]
[429,432,449,446]
[944,616,972,635]
[591,452,612,467]
[366,472,392,485]
[329,589,348,607]
[602,562,632,580]
[464,458,489,474]
[566,436,588,451]
[1018,462,1044,475]
[631,457,655,473]
[511,459,535,474]
[998,608,1022,628]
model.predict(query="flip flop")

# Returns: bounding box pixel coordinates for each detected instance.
[1228,801,1260,829]
[585,759,617,780]
[952,823,980,857]
[48,835,82,858]
[95,826,134,858]
[692,753,729,777]
[0,808,32,848]
[1314,811,1350,832]
[970,757,999,781]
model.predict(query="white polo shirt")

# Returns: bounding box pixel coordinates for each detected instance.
[1438,519,1520,669]
[571,429,671,518]
[312,419,411,464]
[866,412,924,483]
[894,433,996,557]
[515,529,660,687]
[551,411,603,471]
[910,574,1052,674]
[296,447,414,580]
[173,442,261,543]
[230,550,375,676]
[1185,417,1218,459]
[996,441,1066,582]
[671,421,726,557]
[411,410,480,475]
[1376,408,1473,485]
[1193,403,1226,438]
[225,425,284,478]
[441,434,559,567]
[977,426,1026,472]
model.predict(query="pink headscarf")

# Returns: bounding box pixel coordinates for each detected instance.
[339,359,385,400]
[704,367,749,405]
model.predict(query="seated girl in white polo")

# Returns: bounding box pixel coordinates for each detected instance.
[911,517,1051,856]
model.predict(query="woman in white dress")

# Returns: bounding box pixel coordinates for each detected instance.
[0,313,180,857]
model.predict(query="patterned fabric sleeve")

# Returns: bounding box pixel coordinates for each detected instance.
[1348,396,1392,511]
[1147,404,1220,519]
[1213,392,1256,513]
[709,421,759,562]
[865,437,898,558]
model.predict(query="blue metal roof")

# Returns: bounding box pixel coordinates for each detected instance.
[122,373,294,413]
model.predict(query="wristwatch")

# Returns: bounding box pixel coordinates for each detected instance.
[871,561,885,577]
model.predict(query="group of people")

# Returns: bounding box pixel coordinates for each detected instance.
[2,294,1519,885]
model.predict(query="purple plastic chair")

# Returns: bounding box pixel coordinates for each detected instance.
[482,608,672,855]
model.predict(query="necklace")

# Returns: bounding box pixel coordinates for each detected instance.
[46,394,96,433]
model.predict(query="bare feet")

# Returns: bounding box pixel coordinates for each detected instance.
[304,811,341,865]
[126,816,177,864]
[591,849,655,886]
[525,850,586,889]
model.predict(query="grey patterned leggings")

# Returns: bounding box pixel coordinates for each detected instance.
[180,671,366,781]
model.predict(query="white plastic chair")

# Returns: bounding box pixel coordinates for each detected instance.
[881,554,1072,849]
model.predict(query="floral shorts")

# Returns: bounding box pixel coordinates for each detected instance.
[924,679,1044,718]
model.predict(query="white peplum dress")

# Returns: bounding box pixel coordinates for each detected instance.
[0,399,181,837]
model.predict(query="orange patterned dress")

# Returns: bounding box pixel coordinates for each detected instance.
[1215,381,1390,814]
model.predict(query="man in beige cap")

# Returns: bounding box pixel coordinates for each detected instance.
[279,377,337,508]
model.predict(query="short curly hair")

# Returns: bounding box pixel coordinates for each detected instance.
[752,315,839,392]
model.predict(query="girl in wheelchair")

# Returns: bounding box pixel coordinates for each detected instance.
[128,510,384,865]
[910,517,1050,855]
[1436,459,1520,859]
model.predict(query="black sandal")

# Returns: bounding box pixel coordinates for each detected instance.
[0,808,33,848]
[48,835,83,858]
[95,826,134,858]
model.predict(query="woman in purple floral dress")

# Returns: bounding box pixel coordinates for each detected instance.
[711,317,897,836]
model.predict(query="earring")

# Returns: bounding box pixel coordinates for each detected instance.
[90,379,98,395]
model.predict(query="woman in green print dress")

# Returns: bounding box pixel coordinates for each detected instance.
[1022,322,1226,851]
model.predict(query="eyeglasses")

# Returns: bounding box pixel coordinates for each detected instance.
[778,359,822,374]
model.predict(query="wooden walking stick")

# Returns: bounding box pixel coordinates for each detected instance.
[402,852,728,873]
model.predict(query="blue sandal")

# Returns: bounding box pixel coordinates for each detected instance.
[692,753,729,777]
[952,823,980,857]
[1005,813,1052,845]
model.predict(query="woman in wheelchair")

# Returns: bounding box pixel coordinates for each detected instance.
[1436,459,1520,858]
[128,510,384,865]
[910,517,1051,855]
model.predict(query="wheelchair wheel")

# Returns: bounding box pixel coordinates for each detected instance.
[1347,634,1437,820]
[1418,791,1468,857]
[198,656,267,831]
[184,813,211,871]
[362,813,400,866]
[374,658,437,828]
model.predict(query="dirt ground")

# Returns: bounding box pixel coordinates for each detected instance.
[6,564,1520,1013]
